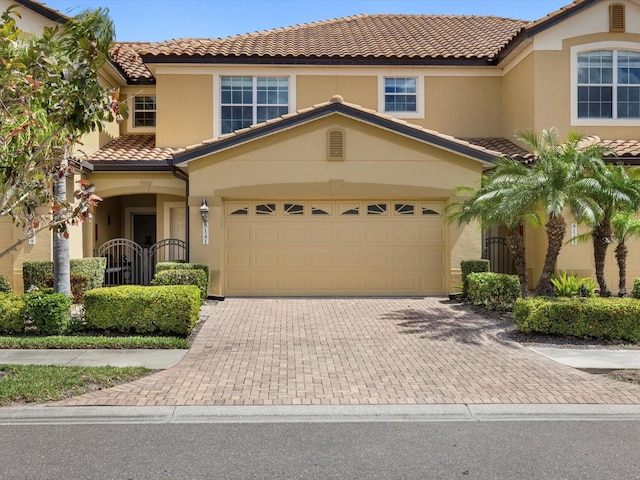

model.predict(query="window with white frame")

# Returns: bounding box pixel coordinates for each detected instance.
[133,95,156,127]
[577,50,640,119]
[220,76,289,134]
[384,77,417,113]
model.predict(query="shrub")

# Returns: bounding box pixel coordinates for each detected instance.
[550,270,596,297]
[460,259,490,298]
[22,261,53,292]
[0,275,11,293]
[70,257,107,291]
[152,269,207,301]
[513,297,640,342]
[23,292,72,336]
[84,285,201,337]
[156,262,210,298]
[0,294,25,334]
[467,272,521,312]
[632,278,640,299]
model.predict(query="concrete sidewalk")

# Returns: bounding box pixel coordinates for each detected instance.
[530,347,640,370]
[0,349,187,369]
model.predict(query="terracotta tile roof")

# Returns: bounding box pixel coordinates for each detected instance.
[111,43,154,82]
[85,135,175,162]
[601,139,640,158]
[464,138,536,163]
[139,14,528,61]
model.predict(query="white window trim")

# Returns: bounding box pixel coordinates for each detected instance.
[126,93,156,133]
[214,74,296,136]
[377,74,424,119]
[571,41,640,126]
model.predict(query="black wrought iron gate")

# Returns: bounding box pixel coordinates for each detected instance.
[97,238,186,286]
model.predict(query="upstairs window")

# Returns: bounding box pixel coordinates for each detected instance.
[221,76,289,134]
[133,95,156,127]
[577,50,640,119]
[384,77,417,113]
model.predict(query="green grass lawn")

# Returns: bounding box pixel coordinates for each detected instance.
[0,365,150,405]
[0,335,190,349]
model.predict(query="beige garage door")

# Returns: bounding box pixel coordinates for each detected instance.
[223,200,446,296]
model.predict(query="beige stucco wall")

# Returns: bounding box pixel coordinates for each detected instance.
[503,52,535,142]
[297,75,378,110]
[184,114,484,296]
[425,76,502,137]
[156,75,213,147]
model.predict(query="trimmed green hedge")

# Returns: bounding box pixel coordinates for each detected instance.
[461,259,490,297]
[513,297,640,342]
[467,272,521,311]
[0,294,25,334]
[155,262,210,298]
[84,285,201,337]
[632,278,640,299]
[23,258,107,299]
[152,269,207,301]
[0,275,11,294]
[23,292,72,336]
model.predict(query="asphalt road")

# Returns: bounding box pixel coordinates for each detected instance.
[2,420,640,479]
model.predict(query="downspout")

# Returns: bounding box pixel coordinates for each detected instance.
[170,164,190,262]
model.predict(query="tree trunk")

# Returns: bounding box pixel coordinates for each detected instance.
[506,227,528,298]
[592,220,612,297]
[53,174,71,297]
[534,215,566,296]
[616,242,628,297]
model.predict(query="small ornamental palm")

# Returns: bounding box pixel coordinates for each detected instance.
[612,211,640,297]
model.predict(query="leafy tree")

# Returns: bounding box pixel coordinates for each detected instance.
[447,156,541,298]
[0,6,124,294]
[611,211,640,297]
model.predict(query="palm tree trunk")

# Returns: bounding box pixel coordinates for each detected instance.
[506,227,528,298]
[593,220,612,297]
[534,215,566,296]
[616,242,628,297]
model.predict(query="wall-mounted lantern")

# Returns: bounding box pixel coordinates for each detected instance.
[199,199,209,245]
[199,199,209,223]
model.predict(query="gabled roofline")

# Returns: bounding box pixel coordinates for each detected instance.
[12,0,67,23]
[171,98,500,167]
[496,0,599,62]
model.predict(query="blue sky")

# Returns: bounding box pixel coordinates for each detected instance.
[43,0,572,42]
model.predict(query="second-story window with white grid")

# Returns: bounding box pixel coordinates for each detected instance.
[221,76,289,134]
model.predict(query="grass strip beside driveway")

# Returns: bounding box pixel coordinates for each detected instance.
[0,336,190,349]
[0,365,150,405]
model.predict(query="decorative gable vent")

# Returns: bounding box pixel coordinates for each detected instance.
[328,129,344,161]
[610,4,625,32]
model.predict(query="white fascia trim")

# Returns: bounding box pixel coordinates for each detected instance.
[570,41,640,127]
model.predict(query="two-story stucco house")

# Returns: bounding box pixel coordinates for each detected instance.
[3,0,640,298]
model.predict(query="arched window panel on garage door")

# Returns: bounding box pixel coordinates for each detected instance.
[367,203,388,215]
[339,203,360,216]
[394,203,416,216]
[226,202,249,216]
[421,202,444,216]
[284,203,305,215]
[256,203,277,215]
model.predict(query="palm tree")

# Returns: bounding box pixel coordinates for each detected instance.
[611,211,640,296]
[580,164,640,297]
[491,129,606,296]
[446,156,541,298]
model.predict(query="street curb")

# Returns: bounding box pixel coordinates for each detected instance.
[2,404,640,425]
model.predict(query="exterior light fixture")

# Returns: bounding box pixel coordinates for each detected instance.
[199,198,209,223]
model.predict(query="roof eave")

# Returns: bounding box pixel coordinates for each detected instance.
[172,103,498,167]
[89,160,172,172]
[140,54,497,67]
[12,0,67,23]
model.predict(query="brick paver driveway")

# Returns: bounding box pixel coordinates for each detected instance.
[61,298,640,406]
